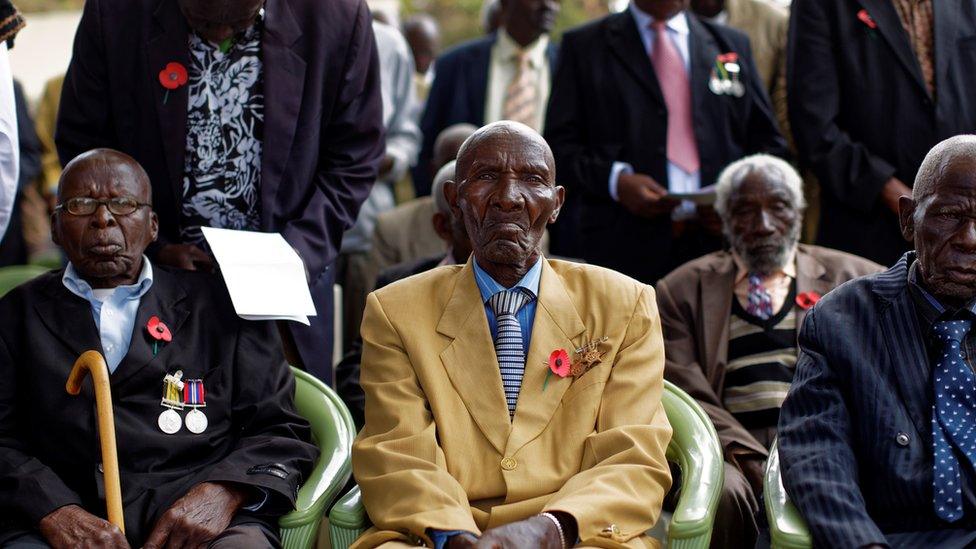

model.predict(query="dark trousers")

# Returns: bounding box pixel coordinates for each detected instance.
[3,520,281,549]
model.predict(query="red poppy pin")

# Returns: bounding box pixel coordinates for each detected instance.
[796,291,822,310]
[147,315,172,356]
[717,52,739,64]
[158,62,188,104]
[544,349,571,390]
[857,9,878,30]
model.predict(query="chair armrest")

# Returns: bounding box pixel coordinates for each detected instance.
[764,439,812,549]
[329,485,370,549]
[662,381,724,544]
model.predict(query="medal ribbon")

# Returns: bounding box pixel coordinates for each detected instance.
[183,379,206,406]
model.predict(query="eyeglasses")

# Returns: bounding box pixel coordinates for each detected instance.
[55,197,151,216]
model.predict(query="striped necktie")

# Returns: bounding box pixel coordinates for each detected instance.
[503,51,538,130]
[489,289,532,417]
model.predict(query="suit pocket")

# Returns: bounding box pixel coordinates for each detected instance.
[561,364,610,404]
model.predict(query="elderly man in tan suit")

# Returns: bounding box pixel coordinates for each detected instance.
[656,154,881,548]
[352,121,672,549]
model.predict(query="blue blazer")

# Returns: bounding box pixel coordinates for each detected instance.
[779,252,976,548]
[414,34,559,195]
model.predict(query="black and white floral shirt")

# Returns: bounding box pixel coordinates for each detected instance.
[180,23,263,244]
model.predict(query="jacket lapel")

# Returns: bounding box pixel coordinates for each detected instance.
[933,0,969,102]
[437,261,512,454]
[260,0,305,228]
[856,0,930,97]
[794,245,831,338]
[111,268,191,389]
[467,38,493,127]
[700,254,735,378]
[146,0,190,199]
[605,12,666,107]
[687,14,718,137]
[875,255,933,445]
[33,274,103,360]
[506,260,586,455]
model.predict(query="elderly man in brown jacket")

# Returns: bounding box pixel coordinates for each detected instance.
[656,154,881,548]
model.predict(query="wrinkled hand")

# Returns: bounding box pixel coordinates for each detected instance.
[378,155,395,180]
[880,177,912,215]
[38,504,129,549]
[156,244,215,272]
[617,173,678,218]
[445,532,479,549]
[475,515,561,549]
[142,482,248,549]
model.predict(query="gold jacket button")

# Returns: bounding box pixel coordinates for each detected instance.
[500,457,518,470]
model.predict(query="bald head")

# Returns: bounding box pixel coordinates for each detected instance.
[446,121,563,286]
[432,123,478,172]
[54,149,158,288]
[913,135,976,203]
[403,14,440,75]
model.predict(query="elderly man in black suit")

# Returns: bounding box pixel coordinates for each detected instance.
[779,135,976,548]
[545,0,787,284]
[789,0,976,266]
[0,149,317,548]
[55,0,385,383]
[415,0,560,196]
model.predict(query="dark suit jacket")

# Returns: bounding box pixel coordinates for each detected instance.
[545,11,787,284]
[55,0,385,377]
[778,253,976,547]
[656,244,882,462]
[0,266,318,546]
[414,34,558,196]
[788,0,976,267]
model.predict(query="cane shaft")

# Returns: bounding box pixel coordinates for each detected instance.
[66,351,125,534]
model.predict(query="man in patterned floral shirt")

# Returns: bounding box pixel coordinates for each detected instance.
[56,0,385,382]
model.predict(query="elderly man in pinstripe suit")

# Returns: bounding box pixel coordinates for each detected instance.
[779,135,976,548]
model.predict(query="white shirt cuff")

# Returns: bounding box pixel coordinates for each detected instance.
[609,162,634,202]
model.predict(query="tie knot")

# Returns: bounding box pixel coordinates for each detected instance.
[650,20,667,31]
[748,273,765,286]
[934,319,973,343]
[489,289,531,316]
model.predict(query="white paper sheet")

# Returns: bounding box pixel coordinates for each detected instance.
[668,184,718,206]
[202,227,317,325]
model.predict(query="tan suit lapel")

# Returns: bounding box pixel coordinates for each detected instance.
[506,260,586,455]
[795,245,830,338]
[437,260,512,454]
[700,254,736,379]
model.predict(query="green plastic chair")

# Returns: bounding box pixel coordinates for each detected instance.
[0,264,50,297]
[328,380,724,548]
[763,438,812,549]
[280,367,356,549]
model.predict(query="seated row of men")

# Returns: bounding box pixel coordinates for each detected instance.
[1,123,973,548]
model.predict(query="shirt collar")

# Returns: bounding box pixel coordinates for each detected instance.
[63,256,155,303]
[495,29,550,68]
[629,2,690,36]
[732,246,798,284]
[472,257,543,304]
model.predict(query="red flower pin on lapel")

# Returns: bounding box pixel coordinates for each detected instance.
[857,9,878,30]
[796,291,822,310]
[544,349,571,391]
[717,52,739,64]
[147,315,172,356]
[158,62,188,105]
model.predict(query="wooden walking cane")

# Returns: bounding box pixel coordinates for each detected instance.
[65,350,125,534]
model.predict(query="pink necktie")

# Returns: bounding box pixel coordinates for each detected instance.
[650,21,700,174]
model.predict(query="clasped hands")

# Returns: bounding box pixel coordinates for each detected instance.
[445,514,566,549]
[38,481,247,549]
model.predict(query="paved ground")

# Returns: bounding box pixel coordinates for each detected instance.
[10,10,80,108]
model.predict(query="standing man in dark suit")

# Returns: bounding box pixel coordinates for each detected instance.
[415,0,560,196]
[545,0,786,284]
[788,0,976,267]
[55,0,385,383]
[779,135,976,548]
[0,150,317,548]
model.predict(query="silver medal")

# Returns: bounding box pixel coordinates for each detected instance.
[730,81,745,97]
[709,77,724,95]
[185,408,208,434]
[157,408,182,434]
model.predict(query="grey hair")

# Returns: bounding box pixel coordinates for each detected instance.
[914,134,976,203]
[714,154,805,218]
[432,160,456,215]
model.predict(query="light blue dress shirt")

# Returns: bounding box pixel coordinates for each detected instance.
[62,257,154,373]
[473,257,543,354]
[610,4,700,218]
